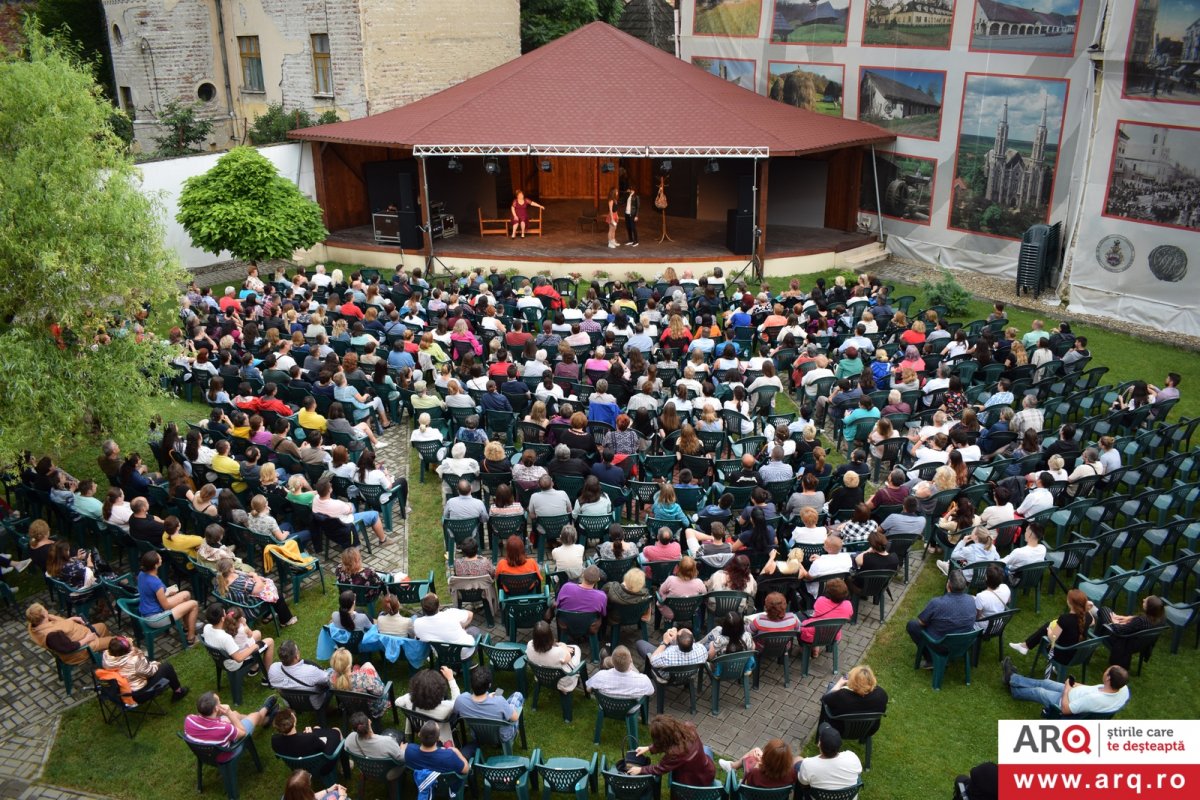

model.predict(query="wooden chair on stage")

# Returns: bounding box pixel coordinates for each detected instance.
[479,208,510,236]
[523,208,543,237]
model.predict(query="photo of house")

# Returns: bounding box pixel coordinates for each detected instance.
[860,151,938,224]
[863,0,956,48]
[1104,121,1200,231]
[693,0,764,37]
[950,73,1068,238]
[770,0,849,44]
[692,56,758,90]
[970,0,1080,56]
[858,68,945,140]
[1124,0,1200,103]
[767,62,844,116]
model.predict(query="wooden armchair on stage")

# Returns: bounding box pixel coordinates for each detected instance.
[524,208,543,237]
[479,208,510,236]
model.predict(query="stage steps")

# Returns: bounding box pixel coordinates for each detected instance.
[843,241,889,271]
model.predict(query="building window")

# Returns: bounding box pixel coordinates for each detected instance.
[238,36,264,92]
[119,86,134,119]
[197,82,217,102]
[311,33,332,96]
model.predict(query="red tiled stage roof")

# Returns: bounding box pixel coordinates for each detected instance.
[291,22,893,157]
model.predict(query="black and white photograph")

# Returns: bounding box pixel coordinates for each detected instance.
[1124,0,1200,103]
[1103,120,1200,231]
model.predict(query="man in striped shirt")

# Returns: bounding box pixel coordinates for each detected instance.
[183,691,278,762]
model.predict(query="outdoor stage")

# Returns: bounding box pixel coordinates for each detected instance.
[314,201,880,278]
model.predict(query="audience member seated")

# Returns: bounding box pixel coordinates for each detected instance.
[136,551,199,646]
[345,712,404,776]
[1009,588,1093,659]
[799,578,852,653]
[699,611,754,659]
[397,666,462,743]
[585,644,655,698]
[626,715,716,785]
[796,726,863,797]
[819,665,888,732]
[183,690,278,756]
[268,640,330,705]
[719,739,796,788]
[907,571,976,668]
[26,602,112,666]
[375,595,414,638]
[452,666,523,744]
[328,647,388,718]
[413,593,480,658]
[1003,661,1130,716]
[526,621,584,693]
[1093,596,1166,670]
[329,590,372,633]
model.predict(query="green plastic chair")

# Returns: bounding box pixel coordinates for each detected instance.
[203,641,265,707]
[600,757,661,800]
[751,630,798,688]
[820,708,886,771]
[557,610,603,663]
[473,750,539,800]
[275,549,325,605]
[352,750,406,800]
[668,779,724,800]
[354,482,398,529]
[480,639,529,695]
[489,514,529,560]
[652,662,703,714]
[461,713,529,756]
[973,608,1020,665]
[1010,560,1053,614]
[444,517,484,557]
[799,618,847,676]
[501,587,551,641]
[273,736,345,790]
[535,752,598,800]
[51,646,100,696]
[609,596,653,649]
[1029,633,1109,683]
[808,783,864,800]
[913,628,981,690]
[529,658,589,722]
[429,636,482,689]
[703,650,755,715]
[849,570,896,624]
[116,596,187,661]
[1165,597,1200,654]
[729,776,792,800]
[534,514,572,561]
[591,690,648,745]
[177,731,263,800]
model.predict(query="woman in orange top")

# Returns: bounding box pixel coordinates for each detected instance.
[494,535,543,581]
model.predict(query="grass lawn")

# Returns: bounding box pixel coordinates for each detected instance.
[863,25,952,49]
[40,266,1200,800]
[777,24,848,45]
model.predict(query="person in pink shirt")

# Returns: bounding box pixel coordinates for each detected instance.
[311,480,390,546]
[799,578,853,654]
[450,319,482,356]
[657,556,706,622]
[640,527,682,571]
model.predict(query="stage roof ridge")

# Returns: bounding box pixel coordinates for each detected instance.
[290,22,894,156]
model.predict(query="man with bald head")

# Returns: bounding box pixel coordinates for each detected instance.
[635,626,707,679]
[797,535,854,600]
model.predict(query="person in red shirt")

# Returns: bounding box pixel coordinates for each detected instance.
[252,383,294,416]
[218,287,242,315]
[505,320,533,348]
[628,716,716,787]
[338,297,364,320]
[532,279,563,311]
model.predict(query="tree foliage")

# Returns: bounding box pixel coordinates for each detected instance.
[248,103,340,145]
[0,25,185,460]
[35,0,115,98]
[153,100,215,158]
[520,0,623,52]
[176,146,328,262]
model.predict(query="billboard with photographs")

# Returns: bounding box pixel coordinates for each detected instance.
[768,61,845,116]
[677,1,1101,278]
[692,56,758,90]
[1069,5,1200,337]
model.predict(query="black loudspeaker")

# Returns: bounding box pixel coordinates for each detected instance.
[736,174,754,215]
[398,210,423,250]
[364,160,419,213]
[726,210,753,255]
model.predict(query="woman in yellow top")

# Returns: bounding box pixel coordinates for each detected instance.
[161,515,203,556]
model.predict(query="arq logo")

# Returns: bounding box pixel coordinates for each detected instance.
[1012,724,1092,755]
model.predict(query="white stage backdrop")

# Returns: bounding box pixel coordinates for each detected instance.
[677,0,1103,279]
[1067,0,1200,338]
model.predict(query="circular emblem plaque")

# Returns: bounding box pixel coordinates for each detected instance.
[1094,235,1134,273]
[1148,245,1188,283]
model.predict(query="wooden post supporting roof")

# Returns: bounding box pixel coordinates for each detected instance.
[756,159,770,275]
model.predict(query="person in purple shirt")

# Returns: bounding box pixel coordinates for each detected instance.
[555,565,608,625]
[906,570,977,667]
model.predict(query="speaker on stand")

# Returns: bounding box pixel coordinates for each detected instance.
[726,209,753,255]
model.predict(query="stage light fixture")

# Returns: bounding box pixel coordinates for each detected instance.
[484,158,500,175]
[705,158,720,174]
[660,159,672,173]
[600,161,615,173]
[540,159,553,172]
[447,158,463,173]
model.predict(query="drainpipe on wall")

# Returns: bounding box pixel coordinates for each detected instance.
[213,0,238,142]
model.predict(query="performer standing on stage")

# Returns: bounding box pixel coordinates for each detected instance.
[606,188,619,249]
[623,186,640,247]
[510,190,545,239]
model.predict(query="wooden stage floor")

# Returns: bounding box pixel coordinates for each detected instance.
[326,207,875,264]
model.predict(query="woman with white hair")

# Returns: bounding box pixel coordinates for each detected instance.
[584,347,609,375]
[437,442,480,484]
[411,412,445,458]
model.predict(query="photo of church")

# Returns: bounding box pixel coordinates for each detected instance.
[950,73,1068,238]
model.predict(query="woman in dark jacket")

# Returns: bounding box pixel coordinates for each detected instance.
[628,715,716,787]
[1095,595,1166,670]
[1010,588,1094,664]
[819,664,888,734]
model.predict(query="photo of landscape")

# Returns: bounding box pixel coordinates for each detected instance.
[969,0,1081,56]
[858,67,945,140]
[861,151,938,225]
[693,0,764,37]
[1123,0,1200,104]
[863,0,956,49]
[767,62,844,117]
[771,0,850,44]
[949,73,1068,238]
[692,56,757,91]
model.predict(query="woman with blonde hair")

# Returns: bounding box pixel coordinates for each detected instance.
[696,405,722,433]
[933,464,958,493]
[327,647,388,718]
[867,417,893,460]
[604,567,651,623]
[901,319,925,347]
[330,319,350,342]
[660,314,692,350]
[819,664,888,731]
[525,400,549,429]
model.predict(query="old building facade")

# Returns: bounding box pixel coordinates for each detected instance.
[101,0,519,152]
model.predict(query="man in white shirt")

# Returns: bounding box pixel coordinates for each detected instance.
[980,486,1016,530]
[1016,473,1055,518]
[799,536,854,600]
[584,645,655,699]
[626,383,660,414]
[796,726,863,798]
[974,563,1011,630]
[201,604,274,674]
[1002,525,1048,571]
[412,594,479,657]
[950,431,981,464]
[309,264,332,289]
[801,356,834,399]
[517,288,543,310]
[267,640,329,707]
[921,366,950,406]
[838,324,872,355]
[1005,662,1130,716]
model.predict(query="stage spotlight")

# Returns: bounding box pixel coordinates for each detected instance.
[540,159,553,172]
[660,159,672,173]
[447,158,463,173]
[705,158,719,174]
[601,161,615,173]
[484,158,499,175]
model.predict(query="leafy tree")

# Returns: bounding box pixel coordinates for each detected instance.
[248,103,340,145]
[980,204,1004,234]
[520,0,623,52]
[0,26,185,460]
[153,100,214,158]
[35,0,115,98]
[177,146,328,263]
